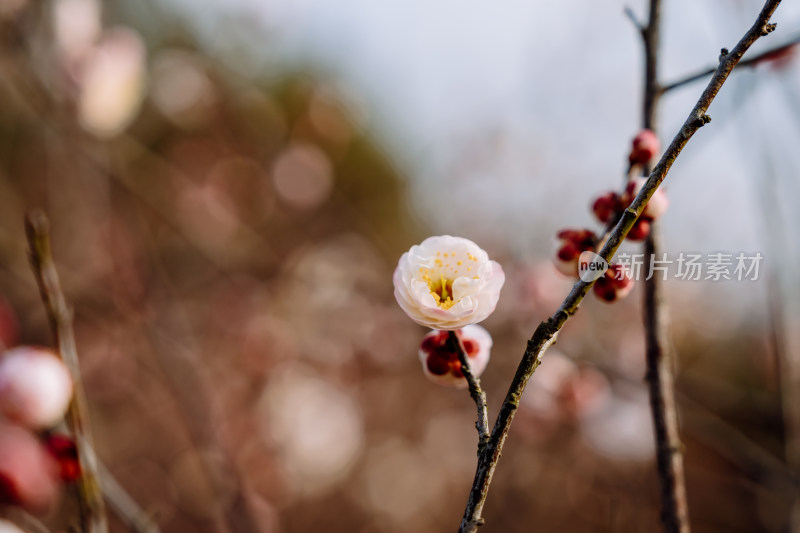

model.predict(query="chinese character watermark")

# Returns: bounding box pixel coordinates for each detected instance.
[578,252,762,282]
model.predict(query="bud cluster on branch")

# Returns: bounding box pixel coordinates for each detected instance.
[553,130,670,303]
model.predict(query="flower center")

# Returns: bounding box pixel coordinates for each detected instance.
[429,274,455,309]
[418,249,482,310]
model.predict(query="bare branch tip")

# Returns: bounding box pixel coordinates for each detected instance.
[623,6,645,32]
[24,209,52,257]
[24,208,49,233]
[762,22,777,36]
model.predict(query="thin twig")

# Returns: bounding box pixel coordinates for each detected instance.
[457,2,782,531]
[641,0,661,128]
[449,331,490,450]
[661,32,800,93]
[97,461,162,533]
[624,6,646,35]
[25,210,108,533]
[643,228,690,533]
[640,0,691,531]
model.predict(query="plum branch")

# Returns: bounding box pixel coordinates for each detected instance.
[457,1,783,531]
[636,0,692,531]
[449,331,490,450]
[661,31,800,93]
[25,210,108,533]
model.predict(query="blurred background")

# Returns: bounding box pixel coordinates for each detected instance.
[1,0,799,531]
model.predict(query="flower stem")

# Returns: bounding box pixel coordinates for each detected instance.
[449,330,490,450]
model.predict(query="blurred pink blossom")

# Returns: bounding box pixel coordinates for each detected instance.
[0,422,60,513]
[0,347,73,430]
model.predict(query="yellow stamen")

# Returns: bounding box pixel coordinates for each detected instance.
[428,274,455,310]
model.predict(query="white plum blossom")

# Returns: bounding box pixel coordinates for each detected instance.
[0,347,73,430]
[418,325,492,388]
[393,235,505,330]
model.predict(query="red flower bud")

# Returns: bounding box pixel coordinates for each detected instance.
[553,229,598,278]
[626,218,652,241]
[43,434,81,483]
[591,192,620,224]
[593,263,634,302]
[425,352,451,376]
[621,178,669,220]
[628,129,660,165]
[418,325,492,388]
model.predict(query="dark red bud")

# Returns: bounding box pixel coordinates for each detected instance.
[43,434,81,483]
[626,218,651,241]
[591,192,620,224]
[450,360,464,378]
[426,354,450,376]
[420,330,449,353]
[462,340,478,358]
[557,243,579,261]
[629,129,660,165]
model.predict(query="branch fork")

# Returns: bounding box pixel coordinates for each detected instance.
[455,1,783,531]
